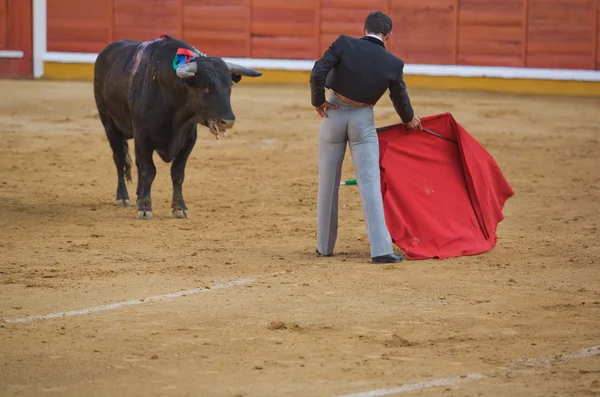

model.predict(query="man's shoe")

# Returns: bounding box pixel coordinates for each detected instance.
[316,249,332,257]
[372,253,403,264]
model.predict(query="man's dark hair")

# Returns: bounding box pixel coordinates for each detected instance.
[364,11,393,36]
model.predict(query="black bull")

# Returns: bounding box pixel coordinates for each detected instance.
[93,34,262,220]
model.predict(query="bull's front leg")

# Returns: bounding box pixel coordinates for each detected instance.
[134,139,156,220]
[171,128,197,219]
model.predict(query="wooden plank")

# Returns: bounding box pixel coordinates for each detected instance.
[0,0,6,49]
[114,14,178,30]
[458,54,524,68]
[527,0,595,69]
[47,41,109,53]
[459,39,524,55]
[182,0,250,58]
[253,21,315,37]
[178,0,183,38]
[459,11,527,26]
[114,0,178,8]
[391,0,455,10]
[528,41,595,54]
[523,0,529,68]
[457,0,525,67]
[183,30,249,56]
[183,33,248,57]
[183,4,249,27]
[108,0,114,42]
[113,0,179,41]
[528,0,590,12]
[47,0,110,52]
[0,0,32,78]
[458,0,523,12]
[0,58,29,78]
[459,25,523,41]
[385,0,391,47]
[319,0,387,54]
[6,0,31,53]
[322,0,383,7]
[321,20,366,34]
[594,0,599,69]
[321,2,387,23]
[389,0,455,65]
[185,19,248,34]
[48,0,110,18]
[114,0,179,24]
[251,0,319,59]
[252,9,317,24]
[113,28,174,42]
[526,54,593,70]
[247,0,252,56]
[251,36,317,59]
[253,0,317,10]
[0,19,5,50]
[186,0,247,5]
[453,0,458,64]
[316,0,321,57]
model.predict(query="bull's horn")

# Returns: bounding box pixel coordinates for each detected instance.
[225,62,262,77]
[176,62,197,78]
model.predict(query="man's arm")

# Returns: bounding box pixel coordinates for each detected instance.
[389,62,416,123]
[310,36,343,108]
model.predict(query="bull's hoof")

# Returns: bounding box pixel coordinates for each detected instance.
[173,209,191,219]
[136,210,153,220]
[116,199,131,207]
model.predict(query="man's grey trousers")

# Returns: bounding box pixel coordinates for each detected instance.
[317,93,394,258]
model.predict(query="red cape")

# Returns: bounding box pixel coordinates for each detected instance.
[377,113,515,260]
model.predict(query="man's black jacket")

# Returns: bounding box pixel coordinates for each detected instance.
[310,35,414,123]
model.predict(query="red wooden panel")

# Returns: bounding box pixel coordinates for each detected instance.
[113,0,179,42]
[527,0,596,70]
[0,0,6,49]
[0,0,31,78]
[4,0,31,53]
[253,21,315,37]
[47,0,110,53]
[184,31,249,57]
[457,0,525,67]
[320,0,387,55]
[596,0,600,69]
[388,0,456,65]
[251,0,319,60]
[251,36,317,59]
[182,0,250,58]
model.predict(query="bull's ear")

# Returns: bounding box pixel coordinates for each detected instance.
[232,74,242,84]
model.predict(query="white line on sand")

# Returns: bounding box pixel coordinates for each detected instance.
[336,345,600,397]
[510,345,600,369]
[5,273,282,324]
[336,373,487,397]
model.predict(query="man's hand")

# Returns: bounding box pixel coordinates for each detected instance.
[406,115,422,130]
[315,101,338,118]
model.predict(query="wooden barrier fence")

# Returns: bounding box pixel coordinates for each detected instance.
[44,0,600,71]
[0,0,33,78]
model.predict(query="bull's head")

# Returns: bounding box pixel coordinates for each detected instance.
[175,57,262,138]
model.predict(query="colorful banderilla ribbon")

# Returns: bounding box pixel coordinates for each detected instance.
[172,48,207,70]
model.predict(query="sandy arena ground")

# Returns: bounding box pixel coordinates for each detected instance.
[0,80,599,397]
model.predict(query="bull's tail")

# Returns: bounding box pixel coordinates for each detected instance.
[123,140,133,183]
